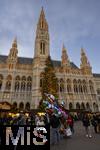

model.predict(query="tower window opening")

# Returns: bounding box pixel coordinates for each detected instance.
[40,42,45,55]
[40,42,42,54]
[41,21,44,28]
[43,43,45,54]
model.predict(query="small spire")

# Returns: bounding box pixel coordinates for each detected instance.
[80,47,89,67]
[14,37,17,43]
[81,47,85,54]
[41,6,44,12]
[62,43,66,51]
[37,7,48,30]
[12,37,17,48]
[40,6,45,18]
[61,44,70,67]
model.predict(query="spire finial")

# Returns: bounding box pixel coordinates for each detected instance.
[14,37,17,43]
[81,47,85,54]
[62,43,66,51]
[40,6,45,17]
[12,37,17,48]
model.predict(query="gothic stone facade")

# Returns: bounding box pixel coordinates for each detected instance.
[0,8,100,111]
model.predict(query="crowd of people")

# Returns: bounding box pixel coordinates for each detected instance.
[0,92,100,146]
[0,109,100,145]
[82,113,100,137]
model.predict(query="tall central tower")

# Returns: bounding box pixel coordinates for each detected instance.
[34,7,50,60]
[32,8,50,108]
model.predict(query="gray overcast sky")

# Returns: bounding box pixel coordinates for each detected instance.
[0,0,100,73]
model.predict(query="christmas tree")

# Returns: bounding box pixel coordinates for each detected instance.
[39,56,58,109]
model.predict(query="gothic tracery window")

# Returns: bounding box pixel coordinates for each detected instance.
[89,80,94,93]
[5,75,12,91]
[15,76,20,91]
[15,82,20,91]
[6,81,11,90]
[60,79,64,92]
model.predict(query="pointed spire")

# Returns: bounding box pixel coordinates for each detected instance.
[37,7,48,30]
[61,44,70,67]
[81,47,89,66]
[12,37,17,48]
[8,37,18,61]
[40,6,45,18]
[62,43,66,51]
[80,47,92,74]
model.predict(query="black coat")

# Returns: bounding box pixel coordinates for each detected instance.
[82,116,90,127]
[50,115,61,128]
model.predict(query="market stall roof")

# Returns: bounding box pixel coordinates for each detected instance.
[0,102,12,110]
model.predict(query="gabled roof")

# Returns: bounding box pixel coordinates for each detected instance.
[70,62,79,69]
[18,57,33,64]
[52,60,61,67]
[93,73,100,78]
[0,55,79,69]
[0,55,33,65]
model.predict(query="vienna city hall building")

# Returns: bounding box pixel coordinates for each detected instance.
[0,8,100,112]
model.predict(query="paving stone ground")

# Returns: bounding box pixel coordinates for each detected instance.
[50,121,100,150]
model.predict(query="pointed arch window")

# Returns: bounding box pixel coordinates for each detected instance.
[40,41,45,55]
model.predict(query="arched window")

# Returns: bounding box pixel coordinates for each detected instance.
[86,103,90,110]
[78,80,83,93]
[15,76,20,81]
[21,82,26,91]
[81,103,85,110]
[27,76,32,82]
[15,82,20,91]
[7,75,12,80]
[76,103,80,109]
[6,81,11,90]
[25,102,30,110]
[60,79,64,92]
[27,82,32,91]
[12,102,17,109]
[22,76,26,81]
[73,79,78,93]
[69,103,73,110]
[93,103,98,112]
[89,80,94,93]
[5,75,12,91]
[19,102,24,110]
[83,80,87,93]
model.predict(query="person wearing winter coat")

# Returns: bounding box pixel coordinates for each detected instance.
[82,113,92,138]
[50,113,61,145]
[91,115,98,133]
